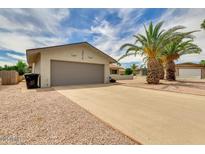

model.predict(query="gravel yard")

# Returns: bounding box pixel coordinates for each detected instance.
[0,81,136,145]
[119,76,205,96]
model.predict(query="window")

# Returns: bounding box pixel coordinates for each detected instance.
[111,69,118,74]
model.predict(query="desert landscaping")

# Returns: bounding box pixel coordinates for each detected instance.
[0,81,136,144]
[0,12,205,145]
[119,76,205,96]
[1,77,205,144]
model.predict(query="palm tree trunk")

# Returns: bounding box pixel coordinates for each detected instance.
[159,63,165,79]
[166,60,176,81]
[146,58,160,84]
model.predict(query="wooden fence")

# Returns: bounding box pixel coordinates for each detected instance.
[0,70,19,85]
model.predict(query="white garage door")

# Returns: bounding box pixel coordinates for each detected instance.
[178,69,201,79]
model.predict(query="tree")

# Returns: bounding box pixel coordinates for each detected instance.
[201,20,205,30]
[125,68,133,75]
[1,64,17,71]
[200,60,205,65]
[0,61,28,75]
[158,58,165,79]
[119,21,186,84]
[16,60,27,75]
[160,39,201,81]
[131,64,137,75]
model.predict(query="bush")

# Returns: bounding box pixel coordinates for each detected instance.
[1,65,17,71]
[125,68,133,75]
[16,61,27,75]
[200,60,205,65]
[0,61,28,75]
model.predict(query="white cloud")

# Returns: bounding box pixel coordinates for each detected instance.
[158,8,205,63]
[0,9,70,53]
[0,9,69,36]
[0,32,36,52]
[6,53,26,61]
[91,9,145,61]
[0,8,204,67]
[117,9,205,65]
[114,54,144,63]
[0,60,14,66]
[0,54,22,66]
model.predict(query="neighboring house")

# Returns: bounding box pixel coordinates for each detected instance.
[176,62,205,79]
[109,64,125,75]
[26,42,117,87]
[135,68,147,76]
[109,64,133,80]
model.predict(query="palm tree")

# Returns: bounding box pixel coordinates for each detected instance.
[160,39,201,81]
[158,58,165,79]
[131,64,137,75]
[142,56,165,79]
[201,19,205,30]
[119,21,185,84]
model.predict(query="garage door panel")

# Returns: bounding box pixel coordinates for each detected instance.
[179,69,201,79]
[51,60,104,86]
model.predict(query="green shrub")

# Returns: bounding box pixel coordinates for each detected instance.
[1,65,17,71]
[0,61,28,75]
[200,60,205,65]
[16,61,27,75]
[125,68,133,75]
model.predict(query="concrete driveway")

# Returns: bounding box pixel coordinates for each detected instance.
[55,84,205,144]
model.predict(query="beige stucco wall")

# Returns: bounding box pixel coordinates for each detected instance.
[33,54,41,74]
[38,44,110,87]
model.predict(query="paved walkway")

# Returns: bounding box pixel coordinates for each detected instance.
[56,84,205,144]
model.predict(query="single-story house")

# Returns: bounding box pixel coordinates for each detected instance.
[109,64,125,75]
[136,68,147,76]
[26,42,117,87]
[109,64,134,80]
[176,62,205,79]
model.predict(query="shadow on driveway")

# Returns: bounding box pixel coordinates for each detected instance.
[53,82,123,91]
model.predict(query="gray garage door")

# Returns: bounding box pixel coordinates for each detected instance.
[51,60,104,86]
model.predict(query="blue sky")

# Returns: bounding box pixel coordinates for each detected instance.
[0,8,205,68]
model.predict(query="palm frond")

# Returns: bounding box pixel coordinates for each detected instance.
[118,52,139,62]
[119,21,201,64]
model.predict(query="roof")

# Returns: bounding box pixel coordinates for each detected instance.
[177,62,198,65]
[109,64,125,70]
[26,42,117,64]
[176,62,205,67]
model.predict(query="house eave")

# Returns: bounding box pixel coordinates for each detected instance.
[26,42,117,64]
